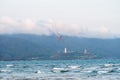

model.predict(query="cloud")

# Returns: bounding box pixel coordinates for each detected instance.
[23,19,35,31]
[0,17,51,35]
[97,26,110,38]
[0,17,119,38]
[0,17,20,34]
[99,26,109,34]
[0,17,18,26]
[45,20,82,36]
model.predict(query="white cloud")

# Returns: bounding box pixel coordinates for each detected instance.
[0,17,18,26]
[0,17,20,34]
[99,26,109,34]
[22,19,36,33]
[0,17,119,38]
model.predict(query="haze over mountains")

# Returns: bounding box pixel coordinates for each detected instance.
[0,34,120,60]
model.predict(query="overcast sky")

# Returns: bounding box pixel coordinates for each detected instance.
[0,0,120,38]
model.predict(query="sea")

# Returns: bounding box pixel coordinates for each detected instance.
[0,59,120,80]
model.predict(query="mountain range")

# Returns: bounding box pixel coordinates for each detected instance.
[0,34,120,60]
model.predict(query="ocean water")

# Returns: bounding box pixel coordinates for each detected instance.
[0,59,120,80]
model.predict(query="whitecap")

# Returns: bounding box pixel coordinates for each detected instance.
[81,70,93,73]
[52,68,70,73]
[104,64,120,67]
[6,64,13,67]
[97,70,108,74]
[68,65,80,69]
[0,69,12,73]
[35,70,42,74]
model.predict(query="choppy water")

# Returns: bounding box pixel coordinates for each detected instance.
[0,59,120,80]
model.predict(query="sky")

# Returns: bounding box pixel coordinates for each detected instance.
[0,0,120,38]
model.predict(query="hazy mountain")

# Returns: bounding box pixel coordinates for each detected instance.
[0,34,120,60]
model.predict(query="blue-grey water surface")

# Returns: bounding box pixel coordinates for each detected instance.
[0,59,120,80]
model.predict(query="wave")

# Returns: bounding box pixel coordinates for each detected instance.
[6,64,14,67]
[0,69,12,73]
[0,60,120,80]
[68,65,80,69]
[52,68,70,73]
[103,64,120,67]
[35,70,42,74]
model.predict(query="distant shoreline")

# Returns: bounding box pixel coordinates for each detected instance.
[0,58,119,61]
